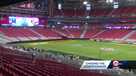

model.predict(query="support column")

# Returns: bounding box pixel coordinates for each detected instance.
[48,0,54,17]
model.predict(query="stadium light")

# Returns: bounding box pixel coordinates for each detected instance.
[57,21,61,24]
[86,16,90,19]
[106,0,113,3]
[113,2,119,9]
[86,4,91,11]
[58,3,62,10]
[85,22,88,24]
[83,1,88,5]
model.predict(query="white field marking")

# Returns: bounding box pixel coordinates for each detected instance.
[30,42,48,45]
[100,47,114,52]
[70,44,83,47]
[104,42,136,46]
[116,43,136,46]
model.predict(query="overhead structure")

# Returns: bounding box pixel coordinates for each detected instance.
[52,0,136,10]
[0,0,27,6]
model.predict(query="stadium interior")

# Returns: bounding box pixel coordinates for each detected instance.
[1,0,136,76]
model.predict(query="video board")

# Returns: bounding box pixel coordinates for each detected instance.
[9,16,39,27]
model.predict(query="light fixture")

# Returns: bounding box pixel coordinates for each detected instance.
[83,1,88,5]
[113,2,119,9]
[57,21,61,24]
[106,0,113,3]
[86,4,91,11]
[86,16,90,19]
[58,3,62,10]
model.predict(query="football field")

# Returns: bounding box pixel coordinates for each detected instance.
[17,40,136,60]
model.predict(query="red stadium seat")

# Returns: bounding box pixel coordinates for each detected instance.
[0,46,110,76]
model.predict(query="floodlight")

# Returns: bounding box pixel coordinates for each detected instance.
[106,0,113,3]
[86,4,91,11]
[83,1,88,5]
[58,3,62,10]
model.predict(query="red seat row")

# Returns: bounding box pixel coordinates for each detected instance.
[54,7,136,17]
[0,46,110,76]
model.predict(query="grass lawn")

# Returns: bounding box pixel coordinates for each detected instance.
[16,40,136,60]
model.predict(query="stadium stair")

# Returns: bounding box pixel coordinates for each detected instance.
[0,34,14,43]
[29,28,47,40]
[127,31,136,41]
[65,29,74,38]
[28,28,61,39]
[67,29,81,38]
[94,30,131,40]
[80,25,88,38]
[92,30,106,38]
[121,30,135,40]
[56,29,73,38]
[53,29,69,38]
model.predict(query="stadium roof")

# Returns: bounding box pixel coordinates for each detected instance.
[0,0,27,6]
[55,0,136,9]
[0,0,136,9]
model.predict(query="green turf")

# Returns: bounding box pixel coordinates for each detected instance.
[17,40,136,60]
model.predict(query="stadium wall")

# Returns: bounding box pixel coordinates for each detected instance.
[7,38,89,44]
